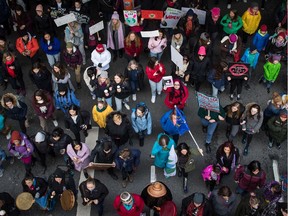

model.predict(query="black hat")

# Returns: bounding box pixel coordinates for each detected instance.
[193,193,204,204]
[53,168,64,179]
[19,31,28,37]
[58,83,67,92]
[250,44,257,52]
[173,29,181,35]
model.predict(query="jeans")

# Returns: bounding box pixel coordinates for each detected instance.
[130,80,139,94]
[115,97,129,111]
[263,78,273,89]
[150,52,163,61]
[201,118,218,144]
[78,44,86,64]
[212,84,224,98]
[105,97,112,107]
[46,53,60,67]
[149,79,163,97]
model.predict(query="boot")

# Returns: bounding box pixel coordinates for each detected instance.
[178,168,182,177]
[205,143,211,153]
[76,82,82,89]
[183,177,188,193]
[139,138,144,147]
[226,126,231,139]
[202,126,207,133]
[243,146,249,156]
[122,178,128,188]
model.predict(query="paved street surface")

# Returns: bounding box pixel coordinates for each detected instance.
[0,0,286,215]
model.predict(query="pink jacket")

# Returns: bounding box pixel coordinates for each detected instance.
[148,37,167,54]
[202,165,221,183]
[66,142,90,172]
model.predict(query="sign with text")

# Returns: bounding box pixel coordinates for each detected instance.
[89,21,104,35]
[124,10,138,27]
[163,76,174,88]
[181,7,206,25]
[141,10,163,20]
[228,62,250,78]
[140,30,159,38]
[54,13,76,27]
[171,45,184,68]
[160,7,185,28]
[196,92,220,113]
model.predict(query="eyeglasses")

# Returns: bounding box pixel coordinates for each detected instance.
[174,84,180,86]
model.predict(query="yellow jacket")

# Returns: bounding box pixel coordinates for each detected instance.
[92,105,113,128]
[242,9,261,35]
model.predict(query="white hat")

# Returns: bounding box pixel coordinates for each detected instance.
[35,132,45,142]
[0,210,6,216]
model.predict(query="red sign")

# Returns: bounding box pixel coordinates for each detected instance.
[141,10,163,20]
[228,63,249,78]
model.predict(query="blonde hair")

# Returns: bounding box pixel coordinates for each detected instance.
[2,52,15,64]
[127,60,138,71]
[272,92,282,105]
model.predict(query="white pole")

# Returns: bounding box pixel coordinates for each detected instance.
[188,130,204,156]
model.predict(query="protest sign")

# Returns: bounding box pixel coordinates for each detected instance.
[50,7,66,19]
[89,21,104,35]
[181,7,206,25]
[171,45,183,68]
[141,10,163,20]
[123,0,134,10]
[140,30,159,38]
[228,63,250,78]
[70,11,90,24]
[54,13,76,27]
[160,7,185,28]
[124,10,138,26]
[196,92,220,113]
[163,76,174,88]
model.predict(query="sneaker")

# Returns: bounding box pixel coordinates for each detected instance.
[258,77,263,84]
[205,143,211,153]
[151,96,156,103]
[132,94,136,101]
[92,95,96,100]
[9,157,14,164]
[230,94,234,101]
[157,91,162,95]
[268,142,273,149]
[128,175,134,183]
[83,130,88,137]
[242,137,247,144]
[267,88,270,94]
[237,94,241,100]
[276,144,281,150]
[52,120,58,127]
[243,147,248,156]
[123,103,130,110]
[227,4,231,9]
[6,131,11,140]
[122,179,128,188]
[0,169,3,177]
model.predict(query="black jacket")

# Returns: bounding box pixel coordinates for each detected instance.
[29,67,52,93]
[79,178,109,203]
[90,138,117,163]
[49,133,73,155]
[224,103,245,125]
[181,193,214,216]
[64,110,91,131]
[111,80,131,99]
[190,57,210,81]
[4,100,27,121]
[22,177,48,198]
[0,192,20,216]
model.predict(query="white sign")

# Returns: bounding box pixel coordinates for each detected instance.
[54,13,76,27]
[163,76,174,88]
[160,7,185,28]
[89,21,104,35]
[140,30,159,38]
[181,7,206,25]
[124,10,138,27]
[171,45,183,69]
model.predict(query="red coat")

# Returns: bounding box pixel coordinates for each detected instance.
[145,63,166,83]
[16,36,39,58]
[124,40,143,57]
[164,85,189,110]
[113,194,145,216]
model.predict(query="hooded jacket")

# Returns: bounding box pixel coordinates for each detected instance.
[242,8,261,35]
[163,84,189,110]
[16,33,39,58]
[266,115,287,144]
[79,178,109,203]
[1,93,27,120]
[40,36,61,55]
[131,108,152,134]
[63,46,83,68]
[263,60,281,82]
[252,30,270,51]
[91,45,111,70]
[49,133,73,155]
[8,132,34,159]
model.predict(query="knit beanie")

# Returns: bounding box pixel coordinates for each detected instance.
[96,44,104,53]
[111,11,119,20]
[198,46,206,55]
[11,131,21,142]
[229,34,238,43]
[260,24,267,32]
[66,42,73,49]
[278,32,286,39]
[210,7,220,17]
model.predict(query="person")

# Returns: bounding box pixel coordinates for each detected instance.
[252,24,269,52]
[179,9,200,39]
[115,148,141,188]
[89,137,118,180]
[207,62,228,98]
[12,5,33,34]
[2,52,26,96]
[206,7,222,42]
[180,192,214,216]
[31,131,49,171]
[263,181,282,203]
[151,133,175,169]
[69,0,90,30]
[224,102,245,141]
[40,32,61,68]
[262,201,288,216]
[64,105,91,142]
[0,192,20,216]
[105,111,134,148]
[171,55,192,84]
[192,32,213,60]
[0,147,8,177]
[107,11,125,62]
[171,29,186,54]
[220,9,243,35]
[79,177,109,216]
[49,0,68,19]
[216,141,240,176]
[91,44,111,71]
[0,36,14,90]
[210,186,237,216]
[111,73,131,111]
[266,109,287,149]
[241,103,263,156]
[241,2,261,44]
[34,4,55,37]
[163,79,189,110]
[32,89,58,132]
[92,98,113,129]
[1,93,28,133]
[0,106,11,140]
[235,193,266,216]
[131,102,152,147]
[202,164,222,196]
[29,62,52,93]
[148,29,167,61]
[220,33,242,63]
[124,31,142,62]
[113,191,145,216]
[265,32,287,58]
[234,160,266,196]
[124,60,144,101]
[145,57,166,103]
[51,62,75,92]
[62,42,83,89]
[262,92,283,128]
[197,105,225,153]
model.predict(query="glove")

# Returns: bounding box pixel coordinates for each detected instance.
[98,63,102,68]
[17,155,23,159]
[35,192,40,199]
[129,139,133,146]
[14,152,20,157]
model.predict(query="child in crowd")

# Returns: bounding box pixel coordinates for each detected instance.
[202,164,222,197]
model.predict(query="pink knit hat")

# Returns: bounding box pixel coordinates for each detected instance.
[229,34,238,43]
[210,7,220,17]
[111,11,119,20]
[198,46,206,55]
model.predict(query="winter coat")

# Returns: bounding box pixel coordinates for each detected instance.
[49,133,73,155]
[29,67,52,92]
[131,108,152,134]
[0,0,10,23]
[242,9,261,35]
[62,46,83,68]
[69,6,90,24]
[124,40,143,58]
[31,131,49,154]
[90,77,113,99]
[216,146,240,173]
[92,105,113,128]
[32,90,55,119]
[79,178,109,203]
[241,48,260,70]
[22,177,48,198]
[151,133,175,168]
[145,63,166,83]
[207,68,226,90]
[234,165,266,192]
[178,12,200,37]
[13,12,33,34]
[16,34,39,58]
[235,194,265,216]
[52,72,75,92]
[263,61,281,82]
[2,57,23,80]
[66,142,90,171]
[91,47,111,71]
[148,37,167,54]
[40,37,61,55]
[160,109,187,136]
[1,93,27,121]
[65,110,91,132]
[171,33,186,54]
[220,14,243,34]
[0,192,20,216]
[107,21,125,50]
[241,103,263,134]
[264,102,282,118]
[263,181,282,202]
[34,13,54,35]
[111,80,131,99]
[113,193,145,216]
[210,190,237,216]
[206,12,222,35]
[224,103,245,125]
[220,36,243,62]
[252,30,270,51]
[115,148,141,172]
[265,38,287,55]
[190,57,210,81]
[124,66,144,90]
[90,139,117,163]
[266,115,287,144]
[64,23,84,46]
[54,89,80,114]
[198,107,225,122]
[163,85,189,110]
[202,165,221,183]
[176,152,195,173]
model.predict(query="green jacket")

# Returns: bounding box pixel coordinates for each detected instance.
[263,61,281,81]
[220,14,243,34]
[267,115,287,143]
[198,106,225,121]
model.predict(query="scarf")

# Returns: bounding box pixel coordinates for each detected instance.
[166,0,175,7]
[96,106,106,112]
[5,57,16,78]
[107,21,124,50]
[185,18,193,37]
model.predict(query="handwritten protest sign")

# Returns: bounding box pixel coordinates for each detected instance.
[124,10,138,27]
[163,76,174,88]
[171,45,183,68]
[140,30,159,38]
[160,7,185,28]
[89,21,104,35]
[181,7,206,25]
[141,10,163,20]
[54,13,76,27]
[228,63,250,78]
[196,92,220,113]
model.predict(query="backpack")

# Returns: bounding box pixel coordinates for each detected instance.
[132,102,149,120]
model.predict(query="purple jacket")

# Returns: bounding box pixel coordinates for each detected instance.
[66,142,90,172]
[62,46,83,68]
[202,165,221,182]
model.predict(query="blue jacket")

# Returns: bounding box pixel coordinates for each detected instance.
[0,147,6,161]
[151,133,175,168]
[115,149,141,172]
[40,37,61,55]
[131,109,152,134]
[160,109,187,136]
[241,48,260,70]
[54,89,80,114]
[207,68,226,90]
[264,101,282,118]
[252,30,270,52]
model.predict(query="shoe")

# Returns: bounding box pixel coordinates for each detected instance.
[205,143,211,154]
[276,144,281,150]
[83,170,89,179]
[6,131,11,140]
[92,95,96,100]
[122,179,128,188]
[243,147,248,156]
[245,84,251,90]
[207,191,211,198]
[202,126,207,133]
[83,130,88,137]
[157,91,162,95]
[77,82,82,89]
[132,94,136,101]
[178,169,182,177]
[258,78,263,84]
[237,94,241,100]
[242,137,247,144]
[139,139,144,147]
[268,142,273,149]
[0,169,4,177]
[267,88,270,93]
[119,53,123,58]
[52,120,58,127]
[227,4,231,9]
[109,172,118,180]
[128,175,134,183]
[124,103,130,110]
[183,177,188,193]
[230,94,234,100]
[151,96,156,103]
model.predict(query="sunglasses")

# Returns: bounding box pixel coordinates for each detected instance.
[198,55,205,57]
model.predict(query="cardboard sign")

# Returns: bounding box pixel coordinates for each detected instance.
[89,21,104,35]
[181,7,206,25]
[141,10,163,20]
[86,163,114,170]
[50,7,66,19]
[163,76,174,88]
[160,7,185,28]
[196,92,220,113]
[54,13,76,27]
[171,45,184,68]
[124,10,138,27]
[70,11,90,24]
[228,63,250,78]
[140,30,159,38]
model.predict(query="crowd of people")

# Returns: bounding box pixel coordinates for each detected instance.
[0,0,287,215]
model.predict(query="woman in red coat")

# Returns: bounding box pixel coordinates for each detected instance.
[145,57,166,103]
[113,192,145,216]
[163,79,189,110]
[124,31,142,62]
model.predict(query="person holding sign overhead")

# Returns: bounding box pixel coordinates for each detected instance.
[148,29,167,61]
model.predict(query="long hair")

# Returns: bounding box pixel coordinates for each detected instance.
[214,62,227,80]
[71,139,82,152]
[2,52,15,64]
[34,89,49,104]
[229,9,239,22]
[127,59,139,71]
[147,57,158,69]
[176,142,191,156]
[227,102,242,119]
[155,29,166,40]
[114,73,125,84]
[169,80,186,102]
[271,92,283,107]
[53,62,68,79]
[42,32,54,44]
[125,31,141,48]
[68,104,80,116]
[247,104,261,120]
[248,160,262,172]
[217,141,235,157]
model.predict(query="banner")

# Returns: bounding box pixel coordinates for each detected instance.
[89,21,104,35]
[140,30,159,38]
[124,10,138,27]
[54,13,76,27]
[175,106,190,135]
[171,45,183,68]
[196,92,220,113]
[141,10,163,20]
[181,7,206,25]
[160,7,185,28]
[228,63,250,78]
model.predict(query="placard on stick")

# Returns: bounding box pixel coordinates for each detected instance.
[89,21,104,35]
[54,13,76,27]
[171,45,183,68]
[196,92,220,113]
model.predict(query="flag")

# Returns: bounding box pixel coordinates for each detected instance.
[175,106,190,135]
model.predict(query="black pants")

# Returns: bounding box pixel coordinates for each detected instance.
[230,79,244,95]
[8,77,25,90]
[180,167,188,178]
[243,132,254,147]
[18,118,27,134]
[121,169,133,180]
[206,179,217,192]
